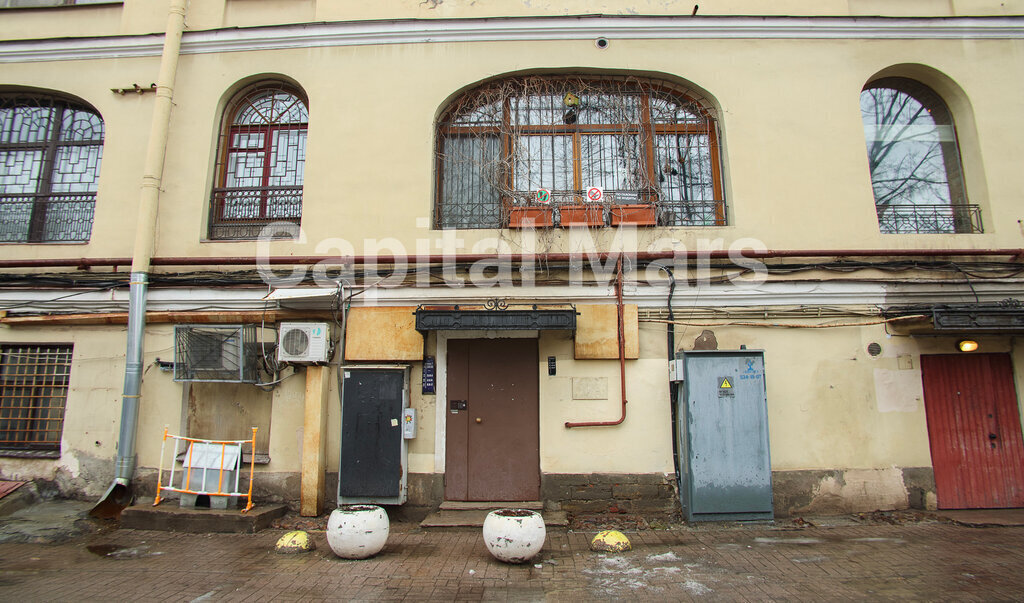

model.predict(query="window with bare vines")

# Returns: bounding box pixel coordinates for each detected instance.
[435,75,725,229]
[860,78,979,234]
[208,83,307,240]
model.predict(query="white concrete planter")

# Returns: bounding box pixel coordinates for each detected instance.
[326,505,389,559]
[482,509,546,564]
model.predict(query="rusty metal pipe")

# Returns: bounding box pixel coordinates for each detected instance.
[0,247,1022,269]
[565,256,628,429]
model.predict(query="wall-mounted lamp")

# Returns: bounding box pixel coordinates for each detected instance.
[957,339,979,352]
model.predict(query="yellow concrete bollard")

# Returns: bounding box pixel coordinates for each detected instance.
[275,530,315,553]
[590,529,631,552]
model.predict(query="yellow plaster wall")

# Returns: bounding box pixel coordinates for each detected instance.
[6,0,1024,41]
[2,320,1023,499]
[1,33,1022,263]
[670,322,945,471]
[538,330,674,475]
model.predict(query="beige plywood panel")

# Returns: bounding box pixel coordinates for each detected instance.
[344,306,423,361]
[574,304,639,360]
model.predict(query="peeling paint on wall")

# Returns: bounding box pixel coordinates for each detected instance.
[572,377,608,400]
[804,467,909,515]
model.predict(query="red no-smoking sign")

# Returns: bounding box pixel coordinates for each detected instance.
[586,187,604,202]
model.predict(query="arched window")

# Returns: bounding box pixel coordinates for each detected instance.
[208,84,307,240]
[860,78,979,234]
[435,75,725,229]
[0,94,104,243]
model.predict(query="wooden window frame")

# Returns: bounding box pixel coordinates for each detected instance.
[208,84,308,241]
[435,76,725,229]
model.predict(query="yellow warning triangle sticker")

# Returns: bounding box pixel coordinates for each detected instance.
[720,377,733,389]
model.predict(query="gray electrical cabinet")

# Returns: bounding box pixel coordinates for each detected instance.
[677,350,773,522]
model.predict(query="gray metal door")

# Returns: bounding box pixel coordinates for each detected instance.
[338,366,409,505]
[679,351,773,521]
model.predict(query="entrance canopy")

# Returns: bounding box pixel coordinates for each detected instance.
[415,303,576,331]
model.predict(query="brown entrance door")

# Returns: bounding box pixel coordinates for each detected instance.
[920,353,1024,509]
[445,338,539,501]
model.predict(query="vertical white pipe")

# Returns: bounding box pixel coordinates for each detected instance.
[97,1,188,514]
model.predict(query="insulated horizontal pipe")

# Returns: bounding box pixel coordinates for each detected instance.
[0,310,314,326]
[0,247,1022,269]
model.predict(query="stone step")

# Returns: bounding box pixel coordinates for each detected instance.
[420,508,567,529]
[120,501,288,533]
[439,500,543,511]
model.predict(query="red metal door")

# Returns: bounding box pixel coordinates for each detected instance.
[920,353,1024,509]
[445,338,540,501]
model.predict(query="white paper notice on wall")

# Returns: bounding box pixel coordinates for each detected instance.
[874,368,923,413]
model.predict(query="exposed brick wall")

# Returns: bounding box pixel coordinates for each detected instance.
[542,473,679,515]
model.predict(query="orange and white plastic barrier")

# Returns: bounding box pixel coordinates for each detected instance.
[153,427,257,513]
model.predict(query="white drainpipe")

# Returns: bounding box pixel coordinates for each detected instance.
[92,0,188,518]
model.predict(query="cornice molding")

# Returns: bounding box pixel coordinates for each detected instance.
[1,15,1023,63]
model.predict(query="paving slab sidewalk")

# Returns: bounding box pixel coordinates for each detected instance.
[0,508,1022,601]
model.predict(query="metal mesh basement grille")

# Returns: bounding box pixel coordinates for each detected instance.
[0,344,72,451]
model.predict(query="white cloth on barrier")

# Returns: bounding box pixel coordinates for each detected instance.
[183,442,242,470]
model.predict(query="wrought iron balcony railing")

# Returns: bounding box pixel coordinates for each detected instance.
[876,203,983,234]
[208,186,303,240]
[0,192,96,243]
[658,200,728,227]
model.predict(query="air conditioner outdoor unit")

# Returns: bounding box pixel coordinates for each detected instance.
[277,322,331,363]
[174,324,259,383]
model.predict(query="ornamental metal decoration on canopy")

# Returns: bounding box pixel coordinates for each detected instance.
[434,75,726,229]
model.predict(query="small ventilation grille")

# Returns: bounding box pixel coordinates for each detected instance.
[174,325,259,383]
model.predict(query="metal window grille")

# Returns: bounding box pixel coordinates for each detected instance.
[0,344,72,451]
[435,75,726,229]
[209,84,307,240]
[0,95,103,242]
[173,325,259,383]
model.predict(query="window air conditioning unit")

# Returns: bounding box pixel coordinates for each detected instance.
[277,322,330,363]
[174,324,259,383]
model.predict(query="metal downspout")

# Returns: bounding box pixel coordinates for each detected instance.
[91,0,187,519]
[565,256,628,428]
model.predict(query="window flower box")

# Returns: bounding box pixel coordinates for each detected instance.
[508,206,554,228]
[610,204,657,226]
[558,204,605,227]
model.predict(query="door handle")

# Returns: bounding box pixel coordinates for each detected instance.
[475,418,482,424]
[989,433,998,440]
